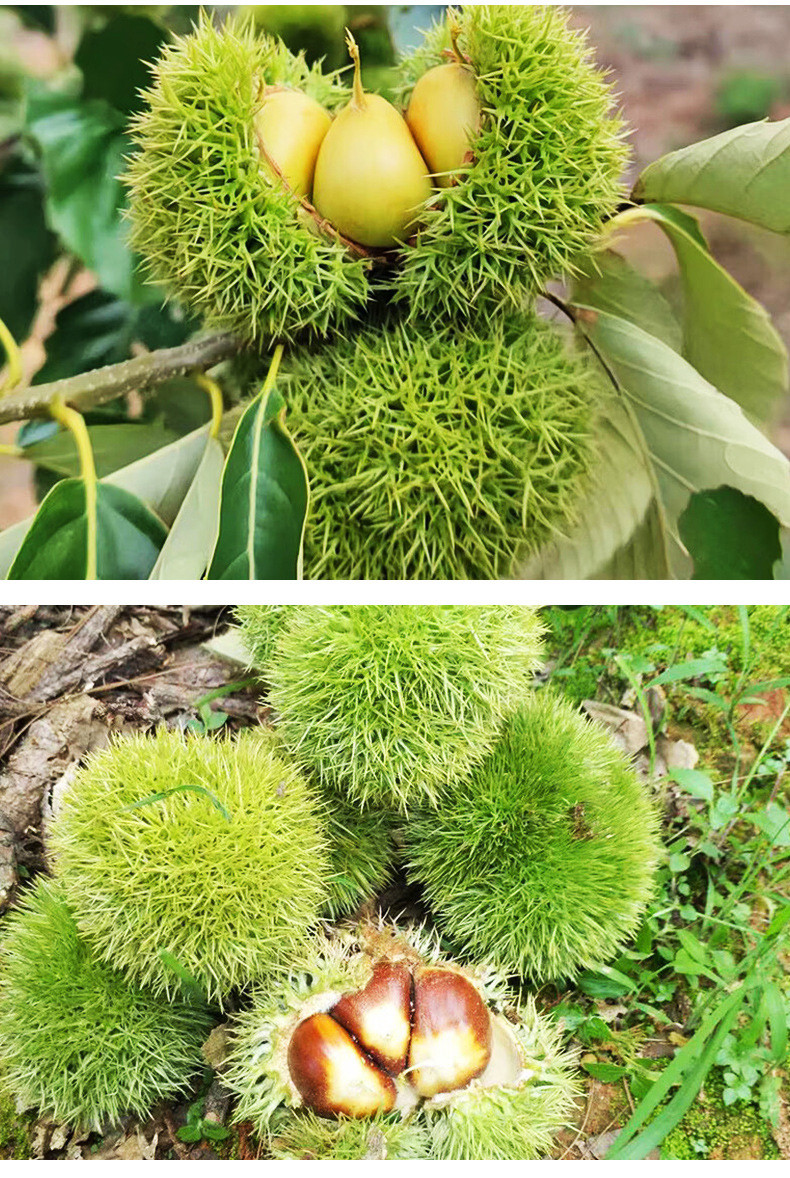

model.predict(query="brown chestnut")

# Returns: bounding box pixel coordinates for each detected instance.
[287,1012,396,1118]
[331,961,412,1075]
[408,967,491,1098]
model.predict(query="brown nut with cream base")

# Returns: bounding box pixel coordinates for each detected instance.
[286,963,492,1118]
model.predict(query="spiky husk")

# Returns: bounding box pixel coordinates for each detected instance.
[225,920,578,1159]
[49,728,331,1004]
[269,1109,430,1160]
[235,604,295,671]
[393,5,628,323]
[0,878,210,1129]
[407,691,662,981]
[425,996,579,1160]
[125,12,370,343]
[224,929,372,1131]
[323,793,399,920]
[282,314,601,579]
[265,604,545,811]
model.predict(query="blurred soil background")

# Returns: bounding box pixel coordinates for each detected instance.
[1,3,790,528]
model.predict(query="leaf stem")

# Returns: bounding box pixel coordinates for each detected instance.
[0,315,23,395]
[194,372,224,439]
[49,396,98,580]
[262,344,285,397]
[0,332,240,426]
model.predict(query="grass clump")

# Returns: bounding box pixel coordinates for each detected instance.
[265,604,545,811]
[50,727,331,1004]
[407,690,662,980]
[0,878,209,1129]
[394,4,629,324]
[283,314,601,580]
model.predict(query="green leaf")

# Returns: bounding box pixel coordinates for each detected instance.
[76,12,168,117]
[176,1125,202,1144]
[775,530,790,579]
[25,87,150,304]
[667,768,714,803]
[572,250,682,351]
[633,117,790,235]
[22,421,179,478]
[765,984,788,1062]
[158,949,210,1009]
[750,802,790,847]
[34,289,131,383]
[710,794,739,831]
[575,309,790,577]
[679,486,782,579]
[0,155,57,342]
[6,480,166,579]
[577,968,635,999]
[0,425,210,577]
[207,388,309,580]
[676,929,711,965]
[149,436,224,579]
[766,904,790,940]
[626,204,788,425]
[516,397,669,579]
[650,656,728,686]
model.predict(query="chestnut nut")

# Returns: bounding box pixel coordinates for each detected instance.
[287,963,492,1118]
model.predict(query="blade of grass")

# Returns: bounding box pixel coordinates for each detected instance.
[606,984,746,1158]
[764,982,788,1062]
[159,949,211,1008]
[120,783,232,823]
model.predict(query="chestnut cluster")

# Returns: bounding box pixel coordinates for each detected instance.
[287,960,493,1118]
[256,29,479,250]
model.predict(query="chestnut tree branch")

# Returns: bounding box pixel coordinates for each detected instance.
[0,332,242,425]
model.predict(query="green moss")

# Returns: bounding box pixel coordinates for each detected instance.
[661,1074,779,1160]
[549,654,602,707]
[0,1091,31,1160]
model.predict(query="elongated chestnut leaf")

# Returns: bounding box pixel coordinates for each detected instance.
[517,396,670,580]
[572,250,682,352]
[0,425,210,577]
[206,388,308,580]
[7,479,166,579]
[633,117,790,234]
[149,435,224,579]
[619,204,788,426]
[574,307,790,577]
